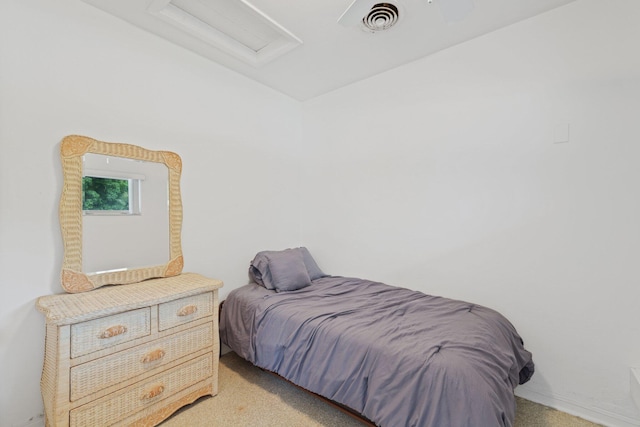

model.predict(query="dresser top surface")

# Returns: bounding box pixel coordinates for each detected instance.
[37,273,223,325]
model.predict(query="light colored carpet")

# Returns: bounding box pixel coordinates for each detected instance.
[161,352,602,427]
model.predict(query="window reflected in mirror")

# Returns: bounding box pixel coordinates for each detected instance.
[82,176,137,214]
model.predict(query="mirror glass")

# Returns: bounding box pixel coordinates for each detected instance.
[82,153,170,275]
[59,135,183,293]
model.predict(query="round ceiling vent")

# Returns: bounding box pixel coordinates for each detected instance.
[362,3,399,33]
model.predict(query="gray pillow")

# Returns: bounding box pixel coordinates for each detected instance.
[299,247,326,280]
[249,247,326,289]
[249,252,273,289]
[268,249,311,292]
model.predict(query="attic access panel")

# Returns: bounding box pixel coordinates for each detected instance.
[84,0,303,67]
[148,0,302,66]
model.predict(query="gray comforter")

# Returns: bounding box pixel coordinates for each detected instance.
[220,276,534,427]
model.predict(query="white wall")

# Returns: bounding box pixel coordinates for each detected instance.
[301,1,640,425]
[0,1,302,425]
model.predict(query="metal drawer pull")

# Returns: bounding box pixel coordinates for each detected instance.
[142,385,165,400]
[177,305,198,317]
[142,349,166,363]
[98,325,127,339]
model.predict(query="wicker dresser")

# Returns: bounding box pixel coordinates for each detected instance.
[36,273,223,426]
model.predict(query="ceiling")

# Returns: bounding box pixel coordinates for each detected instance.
[82,0,578,101]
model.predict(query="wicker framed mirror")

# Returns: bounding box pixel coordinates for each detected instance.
[59,135,183,293]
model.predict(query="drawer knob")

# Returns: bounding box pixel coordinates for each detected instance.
[98,325,127,339]
[177,305,198,317]
[142,385,165,400]
[142,349,166,364]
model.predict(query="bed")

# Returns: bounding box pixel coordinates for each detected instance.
[220,248,534,427]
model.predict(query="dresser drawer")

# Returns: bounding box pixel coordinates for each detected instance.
[70,322,213,401]
[70,353,213,427]
[158,292,213,331]
[71,308,151,358]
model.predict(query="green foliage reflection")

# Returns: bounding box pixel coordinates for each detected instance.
[83,176,129,211]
